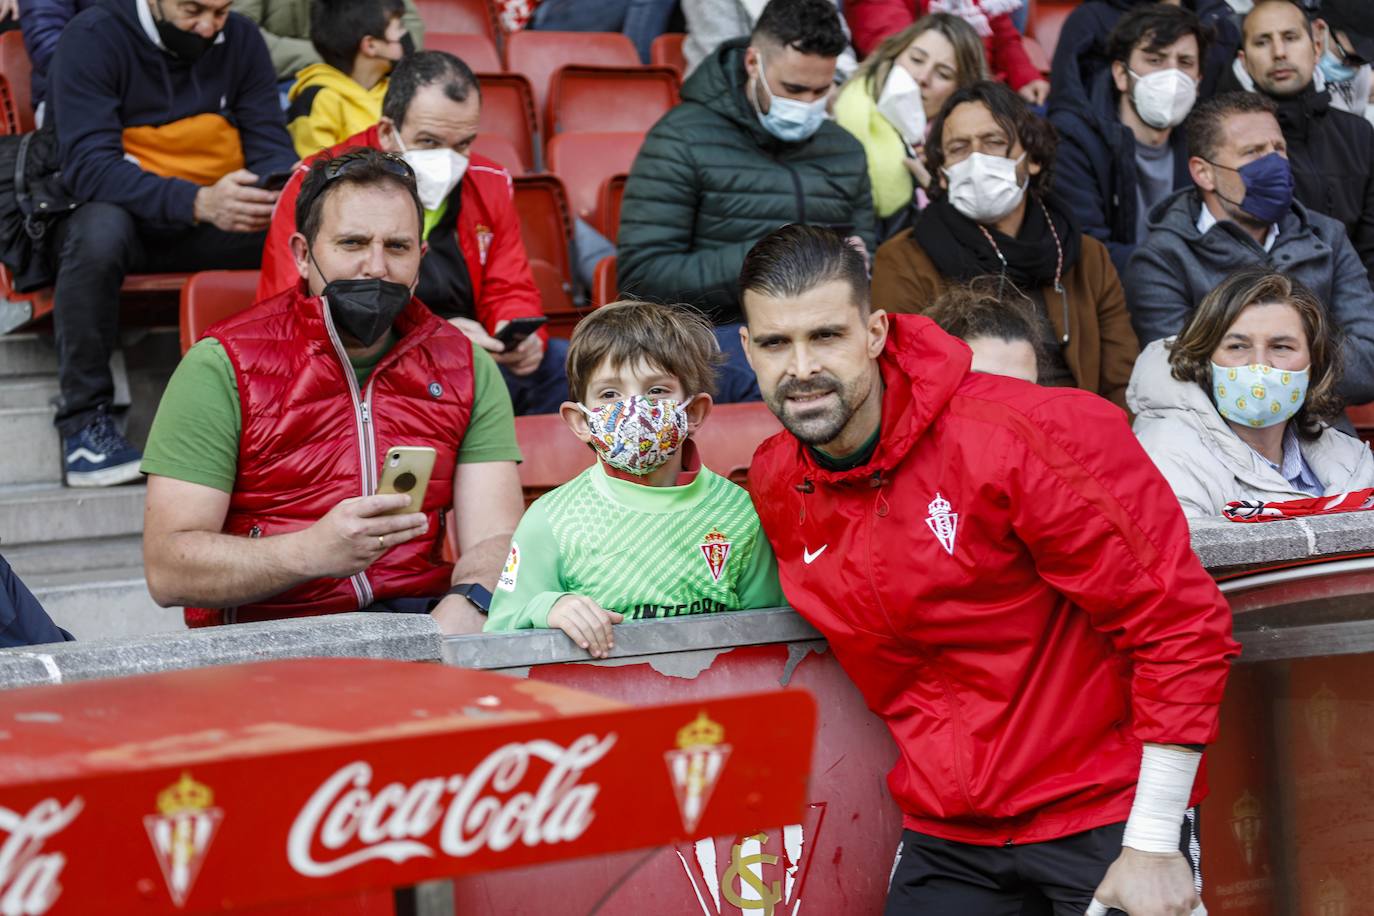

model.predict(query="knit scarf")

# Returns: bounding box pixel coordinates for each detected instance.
[928,0,1023,38]
[911,191,1082,290]
[1224,488,1374,522]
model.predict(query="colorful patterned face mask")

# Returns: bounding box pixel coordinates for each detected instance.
[578,396,690,475]
[1211,362,1309,429]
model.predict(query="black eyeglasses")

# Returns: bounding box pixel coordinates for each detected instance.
[298,149,418,217]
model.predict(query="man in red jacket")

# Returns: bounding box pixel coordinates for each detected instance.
[739,224,1237,914]
[259,51,567,415]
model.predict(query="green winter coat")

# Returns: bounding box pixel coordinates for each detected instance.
[616,38,876,325]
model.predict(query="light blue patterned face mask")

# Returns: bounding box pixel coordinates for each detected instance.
[1211,362,1309,428]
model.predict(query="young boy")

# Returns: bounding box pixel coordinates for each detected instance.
[484,301,784,657]
[286,0,406,157]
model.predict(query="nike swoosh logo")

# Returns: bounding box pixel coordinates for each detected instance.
[803,545,827,565]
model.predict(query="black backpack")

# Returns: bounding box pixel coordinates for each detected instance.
[0,124,79,293]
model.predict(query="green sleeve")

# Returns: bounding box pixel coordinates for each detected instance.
[139,340,242,493]
[736,523,785,609]
[457,346,522,465]
[483,499,571,631]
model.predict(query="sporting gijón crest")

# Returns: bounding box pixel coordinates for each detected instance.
[699,529,732,583]
[925,492,958,555]
[676,803,827,916]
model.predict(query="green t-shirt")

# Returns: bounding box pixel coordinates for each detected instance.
[483,461,784,631]
[141,335,520,493]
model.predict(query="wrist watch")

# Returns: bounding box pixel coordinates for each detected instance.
[446,582,493,616]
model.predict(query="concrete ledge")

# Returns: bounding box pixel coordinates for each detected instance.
[1190,513,1374,571]
[0,612,443,689]
[444,607,822,670]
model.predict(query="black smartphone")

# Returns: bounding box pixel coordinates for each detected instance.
[494,316,548,348]
[255,170,293,191]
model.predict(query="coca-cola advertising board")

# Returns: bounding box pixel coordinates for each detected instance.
[0,658,815,914]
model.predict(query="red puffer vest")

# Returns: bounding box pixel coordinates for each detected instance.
[185,284,475,627]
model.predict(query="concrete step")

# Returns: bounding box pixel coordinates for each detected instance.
[0,482,144,547]
[26,564,185,641]
[0,375,60,410]
[0,333,57,377]
[4,534,144,578]
[0,406,62,487]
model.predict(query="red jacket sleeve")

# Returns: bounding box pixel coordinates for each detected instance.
[1002,392,1238,746]
[845,0,919,58]
[257,164,308,302]
[470,165,545,337]
[986,11,1042,90]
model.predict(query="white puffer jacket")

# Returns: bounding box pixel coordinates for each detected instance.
[1127,339,1374,517]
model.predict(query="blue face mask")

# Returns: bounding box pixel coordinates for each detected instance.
[1209,152,1295,225]
[1212,362,1309,429]
[753,55,828,143]
[1319,46,1360,85]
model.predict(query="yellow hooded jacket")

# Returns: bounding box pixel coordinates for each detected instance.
[286,63,389,158]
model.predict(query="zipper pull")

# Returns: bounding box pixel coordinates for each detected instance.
[361,402,371,424]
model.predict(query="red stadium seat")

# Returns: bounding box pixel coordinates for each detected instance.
[548,65,679,137]
[0,31,35,136]
[1347,404,1374,446]
[693,402,784,487]
[512,174,579,334]
[476,72,539,173]
[425,32,501,73]
[413,0,500,44]
[650,33,686,78]
[1029,0,1076,62]
[178,270,260,354]
[1022,35,1050,75]
[514,412,594,503]
[471,134,525,172]
[545,131,642,230]
[0,267,190,333]
[597,173,628,241]
[591,255,615,307]
[504,31,640,134]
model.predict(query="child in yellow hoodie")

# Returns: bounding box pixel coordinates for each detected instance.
[287,0,407,158]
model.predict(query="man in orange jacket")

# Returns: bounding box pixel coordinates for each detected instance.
[740,224,1238,915]
[259,51,568,415]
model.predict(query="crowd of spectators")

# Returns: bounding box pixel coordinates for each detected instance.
[3,0,1374,639]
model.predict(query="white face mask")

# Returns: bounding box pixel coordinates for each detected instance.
[397,137,468,211]
[1130,68,1197,130]
[941,151,1028,224]
[876,63,927,147]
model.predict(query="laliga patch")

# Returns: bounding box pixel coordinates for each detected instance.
[497,542,520,592]
[699,529,732,583]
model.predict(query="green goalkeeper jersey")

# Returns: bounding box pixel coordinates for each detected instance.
[484,460,784,631]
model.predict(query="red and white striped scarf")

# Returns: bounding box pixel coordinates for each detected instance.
[1223,489,1374,522]
[928,0,1023,38]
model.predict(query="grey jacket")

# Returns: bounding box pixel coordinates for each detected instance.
[1124,188,1374,404]
[1129,339,1374,518]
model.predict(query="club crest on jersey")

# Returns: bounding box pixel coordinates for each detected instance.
[665,712,732,834]
[475,224,493,266]
[699,529,732,583]
[925,493,958,556]
[144,772,224,908]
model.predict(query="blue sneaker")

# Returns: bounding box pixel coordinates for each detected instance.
[63,412,142,487]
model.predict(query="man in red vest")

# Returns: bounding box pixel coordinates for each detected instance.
[141,149,525,634]
[258,50,567,416]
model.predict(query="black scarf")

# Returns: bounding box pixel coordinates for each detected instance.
[912,191,1082,290]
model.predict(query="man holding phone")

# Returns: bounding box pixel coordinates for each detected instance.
[141,148,524,635]
[258,51,568,415]
[45,0,298,487]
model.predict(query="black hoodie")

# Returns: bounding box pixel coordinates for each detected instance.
[47,0,295,226]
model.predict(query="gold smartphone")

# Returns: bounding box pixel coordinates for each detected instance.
[376,446,437,515]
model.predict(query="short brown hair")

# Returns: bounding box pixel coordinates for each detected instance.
[567,300,724,402]
[923,277,1044,364]
[1185,91,1277,161]
[1168,266,1343,439]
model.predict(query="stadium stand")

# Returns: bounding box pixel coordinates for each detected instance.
[650,32,686,77]
[1028,0,1075,61]
[548,64,679,136]
[597,173,628,241]
[0,30,34,136]
[424,31,501,73]
[413,0,501,45]
[591,254,616,308]
[545,130,643,235]
[475,72,540,173]
[511,173,579,333]
[504,30,641,133]
[471,133,525,173]
[178,270,259,355]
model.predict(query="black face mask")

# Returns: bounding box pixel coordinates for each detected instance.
[322,278,411,346]
[154,4,218,62]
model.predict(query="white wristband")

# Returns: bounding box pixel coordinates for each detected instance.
[1121,745,1200,855]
